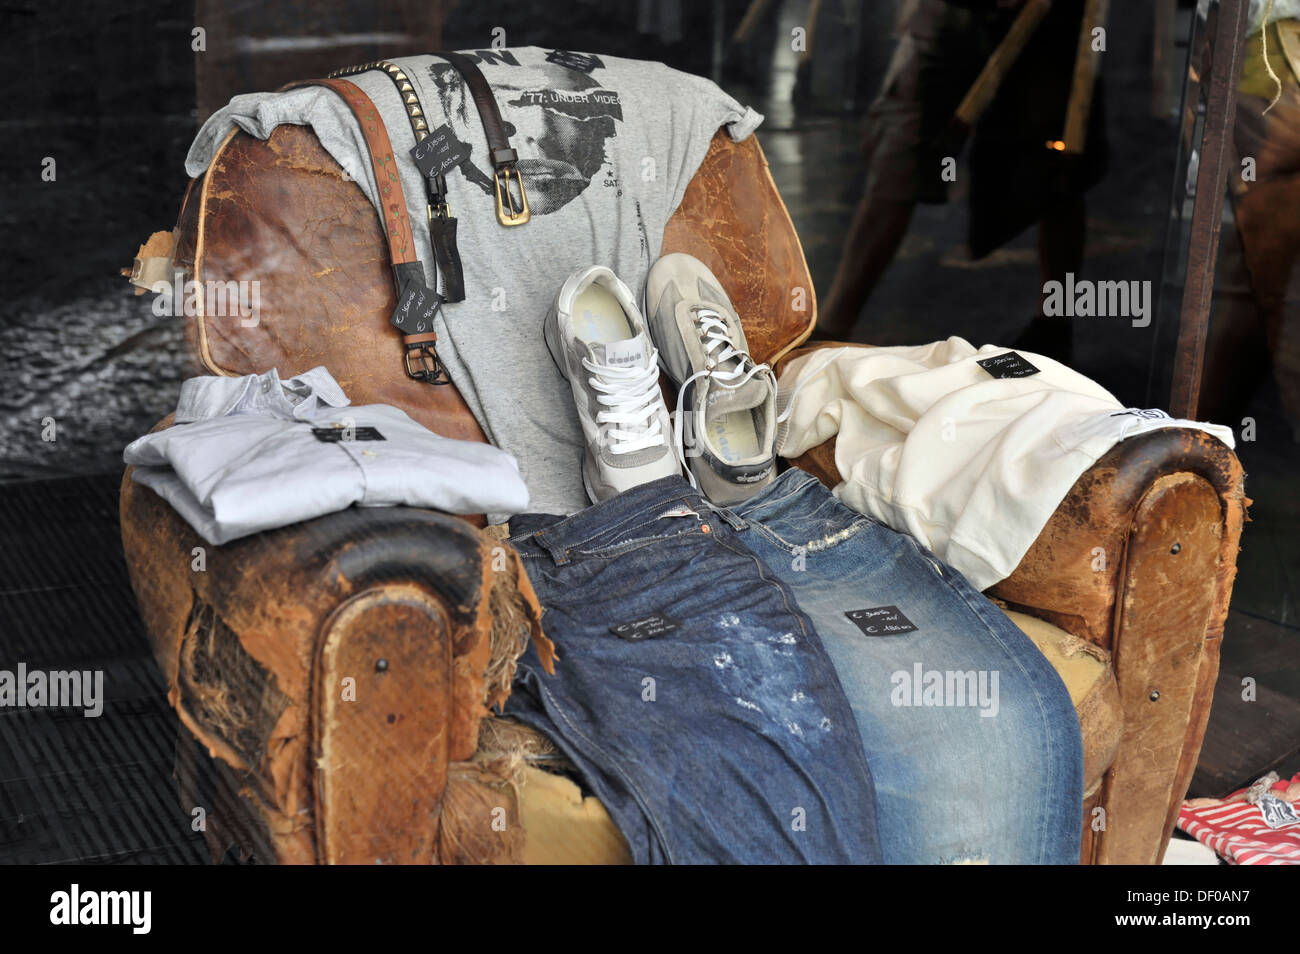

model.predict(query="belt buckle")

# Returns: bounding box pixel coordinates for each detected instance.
[404,342,449,385]
[494,166,531,226]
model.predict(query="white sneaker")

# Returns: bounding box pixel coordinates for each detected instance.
[544,266,680,503]
[645,253,777,505]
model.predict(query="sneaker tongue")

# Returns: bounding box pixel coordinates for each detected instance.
[592,336,650,370]
[704,371,770,418]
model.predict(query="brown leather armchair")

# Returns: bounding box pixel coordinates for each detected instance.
[122,122,1246,864]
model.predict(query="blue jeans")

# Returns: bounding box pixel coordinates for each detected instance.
[729,468,1084,864]
[505,476,882,864]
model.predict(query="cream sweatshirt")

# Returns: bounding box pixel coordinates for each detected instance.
[775,337,1236,590]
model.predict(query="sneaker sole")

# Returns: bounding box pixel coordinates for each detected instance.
[546,297,603,501]
[641,279,681,386]
[543,300,570,382]
[643,271,704,486]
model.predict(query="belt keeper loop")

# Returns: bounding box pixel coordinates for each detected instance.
[716,507,747,531]
[533,530,570,566]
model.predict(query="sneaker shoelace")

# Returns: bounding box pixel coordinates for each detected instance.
[582,348,667,455]
[673,307,777,484]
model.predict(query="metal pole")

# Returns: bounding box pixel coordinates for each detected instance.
[1169,0,1250,419]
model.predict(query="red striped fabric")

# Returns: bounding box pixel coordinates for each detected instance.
[1177,773,1300,865]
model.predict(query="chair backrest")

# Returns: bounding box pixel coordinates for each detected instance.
[173,121,815,443]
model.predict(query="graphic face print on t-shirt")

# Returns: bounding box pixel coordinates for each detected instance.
[424,51,624,216]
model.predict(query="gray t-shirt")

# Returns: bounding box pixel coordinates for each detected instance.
[186,47,762,521]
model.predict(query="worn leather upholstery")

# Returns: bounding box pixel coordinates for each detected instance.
[122,120,1244,865]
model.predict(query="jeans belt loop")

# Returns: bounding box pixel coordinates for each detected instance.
[533,529,570,566]
[710,504,748,531]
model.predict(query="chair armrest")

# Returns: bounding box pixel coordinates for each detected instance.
[994,426,1245,863]
[119,466,549,864]
[989,427,1245,647]
[786,422,1243,636]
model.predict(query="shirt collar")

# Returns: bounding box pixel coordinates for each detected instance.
[174,366,351,423]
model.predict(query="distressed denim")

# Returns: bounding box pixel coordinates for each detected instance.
[505,476,882,865]
[729,468,1084,864]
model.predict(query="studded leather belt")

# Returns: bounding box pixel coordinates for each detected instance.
[288,53,530,387]
[326,60,466,304]
[330,53,530,229]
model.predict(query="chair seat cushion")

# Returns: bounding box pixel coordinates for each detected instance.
[1000,609,1122,796]
[509,609,1122,864]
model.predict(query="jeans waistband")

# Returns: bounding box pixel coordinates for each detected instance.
[510,469,826,564]
[731,466,824,517]
[509,475,710,564]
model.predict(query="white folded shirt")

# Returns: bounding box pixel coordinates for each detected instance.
[775,338,1237,591]
[125,366,529,544]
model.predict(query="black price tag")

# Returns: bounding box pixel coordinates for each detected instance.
[390,278,442,335]
[844,606,917,637]
[410,125,470,179]
[610,611,679,641]
[311,426,386,442]
[977,351,1041,379]
[545,50,604,73]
